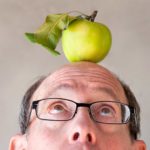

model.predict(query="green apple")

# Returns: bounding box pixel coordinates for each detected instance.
[62,19,112,63]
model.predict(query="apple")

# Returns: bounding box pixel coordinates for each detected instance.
[62,18,112,63]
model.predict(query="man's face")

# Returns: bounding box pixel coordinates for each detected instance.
[10,62,146,150]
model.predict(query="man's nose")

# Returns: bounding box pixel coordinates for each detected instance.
[68,108,97,144]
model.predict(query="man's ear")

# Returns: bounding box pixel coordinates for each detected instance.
[9,134,27,150]
[133,140,146,150]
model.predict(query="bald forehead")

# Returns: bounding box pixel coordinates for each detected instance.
[32,62,126,103]
[44,62,119,85]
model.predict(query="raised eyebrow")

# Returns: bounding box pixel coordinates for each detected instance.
[45,82,76,97]
[93,87,119,101]
[54,82,75,91]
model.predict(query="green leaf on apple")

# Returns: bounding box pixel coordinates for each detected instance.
[25,13,78,55]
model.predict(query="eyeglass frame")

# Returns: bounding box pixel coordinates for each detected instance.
[30,98,135,125]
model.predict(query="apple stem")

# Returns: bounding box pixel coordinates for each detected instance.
[89,10,98,22]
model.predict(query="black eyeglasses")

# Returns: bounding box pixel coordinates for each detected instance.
[30,98,135,124]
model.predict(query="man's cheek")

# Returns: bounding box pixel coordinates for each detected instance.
[27,121,65,147]
[98,123,128,135]
[44,121,66,130]
[31,120,66,138]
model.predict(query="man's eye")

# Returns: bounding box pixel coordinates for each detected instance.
[48,104,66,114]
[99,106,114,117]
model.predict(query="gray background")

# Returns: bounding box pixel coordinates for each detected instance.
[0,0,149,149]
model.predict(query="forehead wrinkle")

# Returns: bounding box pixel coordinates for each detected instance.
[43,79,119,101]
[34,78,79,99]
[34,64,126,102]
[52,70,123,98]
[44,77,122,102]
[48,80,78,96]
[91,86,119,101]
[50,67,121,88]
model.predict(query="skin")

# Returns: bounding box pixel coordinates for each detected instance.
[9,62,146,150]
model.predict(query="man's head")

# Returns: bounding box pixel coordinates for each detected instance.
[9,62,146,150]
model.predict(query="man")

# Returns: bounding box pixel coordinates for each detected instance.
[9,62,146,149]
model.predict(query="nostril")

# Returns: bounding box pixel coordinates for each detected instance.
[73,132,79,141]
[87,133,92,142]
[71,132,94,143]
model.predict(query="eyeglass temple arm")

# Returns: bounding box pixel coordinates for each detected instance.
[32,101,39,109]
[129,106,138,128]
[26,101,39,128]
